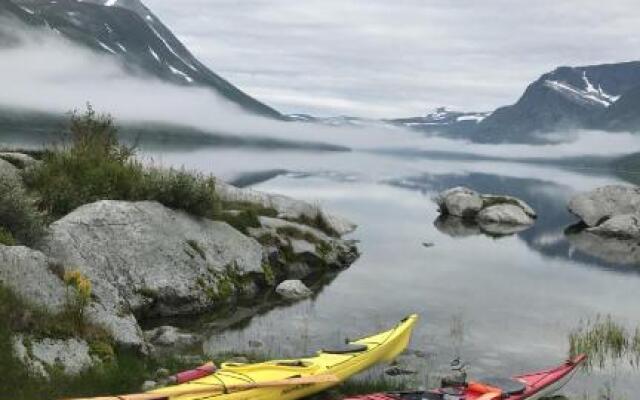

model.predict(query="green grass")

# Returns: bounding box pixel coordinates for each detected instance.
[218,209,262,234]
[276,225,324,244]
[569,315,640,370]
[0,227,16,246]
[291,211,339,238]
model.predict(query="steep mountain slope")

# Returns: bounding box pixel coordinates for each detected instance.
[473,62,640,142]
[600,84,640,131]
[1,0,282,119]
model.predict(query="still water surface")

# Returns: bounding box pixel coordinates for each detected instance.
[146,147,640,397]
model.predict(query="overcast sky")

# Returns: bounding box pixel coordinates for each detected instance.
[144,0,639,118]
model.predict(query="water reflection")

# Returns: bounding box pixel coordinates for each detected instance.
[139,147,640,396]
[434,215,533,238]
[566,224,640,266]
[391,172,640,271]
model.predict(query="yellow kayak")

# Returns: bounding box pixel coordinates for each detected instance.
[151,314,419,400]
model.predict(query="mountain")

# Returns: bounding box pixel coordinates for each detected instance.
[388,107,491,138]
[0,0,282,119]
[472,62,640,142]
[600,84,640,131]
[393,62,640,143]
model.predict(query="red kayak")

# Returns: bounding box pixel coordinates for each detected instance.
[346,354,587,400]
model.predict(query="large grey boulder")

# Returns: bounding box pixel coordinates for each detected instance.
[568,185,640,227]
[12,335,96,378]
[0,152,41,170]
[436,187,483,218]
[215,181,356,236]
[276,279,312,300]
[477,204,535,226]
[0,246,67,313]
[42,200,264,348]
[481,194,536,218]
[588,214,640,239]
[0,157,20,181]
[435,187,536,237]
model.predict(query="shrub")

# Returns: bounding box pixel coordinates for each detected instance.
[0,175,45,245]
[141,168,220,218]
[24,106,221,219]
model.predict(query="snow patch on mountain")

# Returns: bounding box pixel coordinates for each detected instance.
[147,23,197,72]
[18,5,34,14]
[168,65,193,83]
[97,40,116,54]
[582,71,620,103]
[544,80,613,108]
[148,47,160,61]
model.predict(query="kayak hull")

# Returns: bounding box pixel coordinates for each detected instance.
[150,314,419,400]
[344,354,586,400]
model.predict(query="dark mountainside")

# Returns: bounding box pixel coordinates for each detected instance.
[0,0,281,118]
[394,61,640,143]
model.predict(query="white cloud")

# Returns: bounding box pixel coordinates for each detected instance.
[144,0,640,118]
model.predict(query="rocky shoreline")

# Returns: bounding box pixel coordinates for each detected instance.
[0,151,359,378]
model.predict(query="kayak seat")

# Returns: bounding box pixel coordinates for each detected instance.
[477,377,526,395]
[322,343,368,354]
[393,392,444,400]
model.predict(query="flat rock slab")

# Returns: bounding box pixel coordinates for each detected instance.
[216,181,356,236]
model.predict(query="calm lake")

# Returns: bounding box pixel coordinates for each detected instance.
[144,142,640,398]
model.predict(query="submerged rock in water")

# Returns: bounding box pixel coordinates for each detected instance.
[434,187,536,237]
[568,185,640,227]
[144,326,201,348]
[12,335,97,378]
[276,279,312,300]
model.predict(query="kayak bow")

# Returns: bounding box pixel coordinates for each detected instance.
[147,314,419,400]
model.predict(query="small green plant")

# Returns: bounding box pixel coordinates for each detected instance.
[63,270,92,331]
[0,227,16,246]
[262,262,276,286]
[89,340,115,363]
